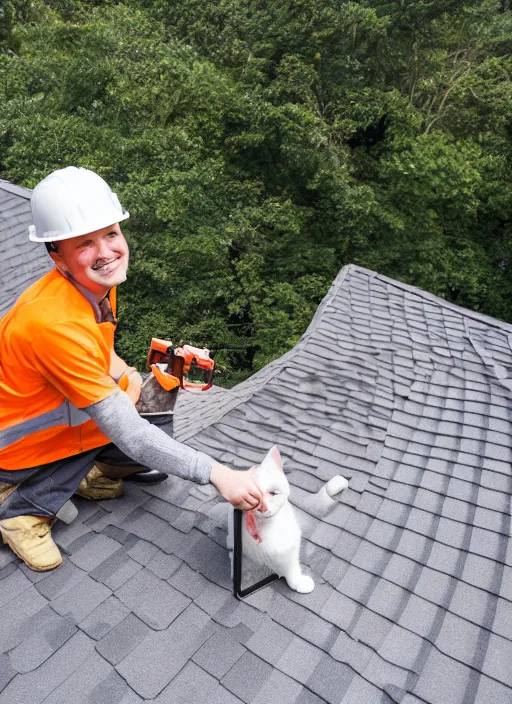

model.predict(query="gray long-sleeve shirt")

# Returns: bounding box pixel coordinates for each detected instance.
[86,389,214,484]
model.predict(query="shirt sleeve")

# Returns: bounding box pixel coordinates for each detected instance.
[86,390,214,484]
[34,320,118,408]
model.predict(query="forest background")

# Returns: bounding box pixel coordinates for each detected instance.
[1,0,512,385]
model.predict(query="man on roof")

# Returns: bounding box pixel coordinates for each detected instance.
[0,166,266,572]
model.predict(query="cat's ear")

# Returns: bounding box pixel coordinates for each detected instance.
[260,445,284,473]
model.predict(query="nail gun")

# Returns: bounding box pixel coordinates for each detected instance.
[135,338,215,416]
[147,338,215,393]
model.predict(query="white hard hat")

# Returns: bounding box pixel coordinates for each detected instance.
[28,166,130,242]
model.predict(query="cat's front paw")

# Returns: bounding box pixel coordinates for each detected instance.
[288,575,315,593]
[326,475,349,497]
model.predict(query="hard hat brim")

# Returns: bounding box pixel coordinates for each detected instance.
[29,210,130,242]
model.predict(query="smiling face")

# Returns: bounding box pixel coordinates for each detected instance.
[50,223,129,301]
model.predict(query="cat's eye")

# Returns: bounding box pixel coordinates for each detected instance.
[269,491,279,496]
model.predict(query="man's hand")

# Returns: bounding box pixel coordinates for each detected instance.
[123,368,143,404]
[210,462,268,512]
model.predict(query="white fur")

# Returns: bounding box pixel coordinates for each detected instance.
[232,445,314,593]
[225,447,349,594]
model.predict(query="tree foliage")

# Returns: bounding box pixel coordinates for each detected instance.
[1,0,512,383]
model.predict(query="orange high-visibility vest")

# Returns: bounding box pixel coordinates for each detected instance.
[0,268,127,469]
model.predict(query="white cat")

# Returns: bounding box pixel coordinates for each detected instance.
[229,444,350,594]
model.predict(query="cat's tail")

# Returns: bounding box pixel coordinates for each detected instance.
[291,475,349,517]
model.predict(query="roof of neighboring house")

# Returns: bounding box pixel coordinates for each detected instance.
[0,184,511,703]
[0,179,52,316]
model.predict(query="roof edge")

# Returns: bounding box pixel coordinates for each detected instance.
[0,180,32,200]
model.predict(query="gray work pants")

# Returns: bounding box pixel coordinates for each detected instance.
[0,414,173,521]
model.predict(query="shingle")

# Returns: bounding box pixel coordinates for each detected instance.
[50,574,111,622]
[78,595,130,640]
[295,688,331,704]
[383,623,426,672]
[0,631,96,704]
[329,630,373,672]
[118,507,167,541]
[461,553,501,593]
[126,538,160,565]
[473,505,507,534]
[50,521,94,551]
[307,654,354,704]
[482,633,512,687]
[397,592,439,639]
[90,549,143,590]
[413,646,474,704]
[470,526,506,562]
[69,534,123,571]
[0,566,32,607]
[146,550,182,579]
[0,584,49,653]
[36,650,114,704]
[435,516,469,550]
[245,617,294,665]
[436,611,486,668]
[475,674,512,704]
[366,580,409,621]
[0,653,16,692]
[115,568,190,630]
[427,541,463,575]
[350,541,391,576]
[90,670,141,704]
[192,630,246,678]
[153,661,219,704]
[281,580,333,616]
[213,596,266,632]
[251,670,304,704]
[395,529,431,562]
[167,562,209,599]
[194,580,232,616]
[277,636,324,684]
[349,608,392,650]
[319,590,359,631]
[95,613,151,666]
[153,524,203,559]
[35,558,87,600]
[9,614,76,674]
[221,652,273,703]
[342,676,389,704]
[116,604,215,699]
[204,686,245,704]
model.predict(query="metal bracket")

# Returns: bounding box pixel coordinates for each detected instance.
[232,509,279,599]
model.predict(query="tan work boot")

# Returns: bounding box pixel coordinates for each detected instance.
[0,515,62,571]
[75,464,124,500]
[0,481,18,503]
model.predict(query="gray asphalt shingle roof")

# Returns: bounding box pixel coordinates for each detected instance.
[0,178,511,703]
[0,180,52,315]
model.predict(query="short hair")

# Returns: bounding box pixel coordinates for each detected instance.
[45,242,59,254]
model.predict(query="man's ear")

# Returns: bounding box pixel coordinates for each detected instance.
[49,250,68,275]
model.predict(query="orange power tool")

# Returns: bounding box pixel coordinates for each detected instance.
[147,338,214,393]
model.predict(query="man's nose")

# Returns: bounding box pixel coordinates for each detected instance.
[96,238,115,259]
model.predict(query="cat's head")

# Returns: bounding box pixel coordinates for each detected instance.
[254,445,290,517]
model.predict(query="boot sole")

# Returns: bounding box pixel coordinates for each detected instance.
[74,486,124,500]
[1,533,62,572]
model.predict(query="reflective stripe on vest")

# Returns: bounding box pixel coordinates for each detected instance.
[0,401,90,450]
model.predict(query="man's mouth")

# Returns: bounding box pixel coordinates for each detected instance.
[91,257,120,273]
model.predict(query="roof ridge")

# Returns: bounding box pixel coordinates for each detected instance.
[348,263,512,334]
